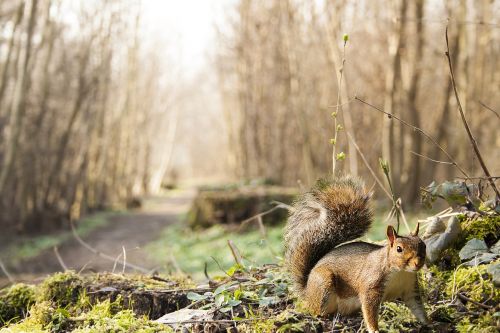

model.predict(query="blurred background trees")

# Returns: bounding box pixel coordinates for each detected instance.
[0,0,498,233]
[217,0,499,202]
[0,0,182,233]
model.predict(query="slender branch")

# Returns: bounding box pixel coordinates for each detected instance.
[238,201,293,231]
[347,131,391,199]
[121,246,127,274]
[410,151,454,165]
[457,293,493,310]
[478,101,500,120]
[355,96,469,178]
[227,240,243,266]
[0,260,14,284]
[53,246,68,271]
[445,26,500,200]
[332,38,347,175]
[70,220,149,273]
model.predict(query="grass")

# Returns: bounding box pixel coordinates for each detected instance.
[1,212,121,265]
[145,209,422,281]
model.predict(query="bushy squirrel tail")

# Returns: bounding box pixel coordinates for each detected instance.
[284,175,373,294]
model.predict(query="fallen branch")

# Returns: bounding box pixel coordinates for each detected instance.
[70,220,149,273]
[355,96,469,178]
[445,26,500,200]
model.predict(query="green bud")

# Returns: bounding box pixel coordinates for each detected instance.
[336,124,343,131]
[343,34,349,43]
[331,112,337,117]
[330,138,336,145]
[379,158,390,175]
[336,152,346,161]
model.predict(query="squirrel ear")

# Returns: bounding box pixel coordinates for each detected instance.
[386,225,398,246]
[412,223,420,236]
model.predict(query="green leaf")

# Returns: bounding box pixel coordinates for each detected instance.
[336,152,346,161]
[459,238,489,260]
[259,296,279,307]
[214,284,227,296]
[187,292,208,301]
[227,299,242,307]
[215,294,225,307]
[233,288,242,300]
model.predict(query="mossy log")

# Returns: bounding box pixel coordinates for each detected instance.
[188,186,298,228]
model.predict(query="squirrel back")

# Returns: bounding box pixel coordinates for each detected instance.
[284,175,373,294]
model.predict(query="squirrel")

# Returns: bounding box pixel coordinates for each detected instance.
[284,175,428,333]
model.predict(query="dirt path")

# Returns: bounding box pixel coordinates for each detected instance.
[9,189,196,277]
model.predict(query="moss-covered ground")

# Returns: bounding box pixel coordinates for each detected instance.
[1,205,498,332]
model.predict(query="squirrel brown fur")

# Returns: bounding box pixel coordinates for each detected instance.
[284,175,428,333]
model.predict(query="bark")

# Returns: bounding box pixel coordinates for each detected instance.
[0,1,24,108]
[404,0,424,204]
[382,0,407,189]
[0,0,38,195]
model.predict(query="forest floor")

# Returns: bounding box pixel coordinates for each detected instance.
[0,189,196,284]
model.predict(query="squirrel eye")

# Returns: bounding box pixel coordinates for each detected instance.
[396,246,403,253]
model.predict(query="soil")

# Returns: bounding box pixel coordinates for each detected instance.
[3,189,195,278]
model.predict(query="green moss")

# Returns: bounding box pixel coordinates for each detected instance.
[71,299,170,333]
[0,283,36,325]
[456,311,499,333]
[2,301,59,333]
[379,302,416,332]
[36,271,83,307]
[237,318,276,333]
[444,265,500,304]
[458,214,500,247]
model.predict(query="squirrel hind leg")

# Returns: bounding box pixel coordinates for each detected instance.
[304,266,337,316]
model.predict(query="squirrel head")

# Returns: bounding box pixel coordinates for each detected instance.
[386,224,426,272]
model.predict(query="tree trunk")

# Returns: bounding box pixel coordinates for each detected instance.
[404,0,424,204]
[382,0,407,189]
[0,0,38,195]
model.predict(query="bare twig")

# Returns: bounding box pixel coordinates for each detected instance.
[53,246,68,271]
[0,260,14,284]
[121,246,127,274]
[238,201,293,230]
[332,36,348,175]
[256,216,266,238]
[70,220,149,273]
[112,253,123,274]
[457,293,493,310]
[445,26,500,200]
[478,101,500,120]
[347,131,391,199]
[355,96,469,178]
[169,253,183,274]
[227,240,243,266]
[210,256,231,278]
[410,151,454,165]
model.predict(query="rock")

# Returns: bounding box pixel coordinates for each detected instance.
[423,216,461,263]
